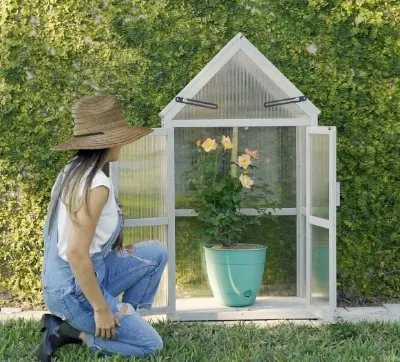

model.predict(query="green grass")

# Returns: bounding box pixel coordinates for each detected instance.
[2,319,400,361]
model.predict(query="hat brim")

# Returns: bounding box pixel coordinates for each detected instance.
[53,126,154,151]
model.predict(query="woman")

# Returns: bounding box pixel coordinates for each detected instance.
[38,95,168,361]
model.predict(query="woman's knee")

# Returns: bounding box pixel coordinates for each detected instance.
[154,240,168,266]
[145,332,163,354]
[118,311,164,355]
[140,240,168,266]
[123,240,168,267]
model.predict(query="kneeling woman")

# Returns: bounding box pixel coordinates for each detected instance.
[38,95,168,360]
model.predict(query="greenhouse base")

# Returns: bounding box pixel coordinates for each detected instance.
[171,296,319,321]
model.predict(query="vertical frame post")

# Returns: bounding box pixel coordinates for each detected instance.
[296,126,306,298]
[329,127,337,316]
[305,126,311,308]
[166,126,176,321]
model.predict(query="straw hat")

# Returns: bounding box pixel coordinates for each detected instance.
[53,95,153,151]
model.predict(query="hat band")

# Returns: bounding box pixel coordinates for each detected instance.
[74,132,105,137]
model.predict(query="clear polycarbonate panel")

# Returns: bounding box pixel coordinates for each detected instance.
[175,127,233,209]
[299,126,306,208]
[311,225,329,304]
[173,50,308,120]
[238,127,296,209]
[175,217,212,298]
[175,127,296,209]
[175,216,297,299]
[123,226,168,308]
[118,135,167,219]
[310,134,330,219]
[258,216,297,296]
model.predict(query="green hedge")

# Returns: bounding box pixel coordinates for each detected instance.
[0,0,399,306]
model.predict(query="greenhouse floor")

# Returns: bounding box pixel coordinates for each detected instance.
[174,296,315,321]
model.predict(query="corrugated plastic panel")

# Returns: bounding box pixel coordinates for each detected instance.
[173,50,308,120]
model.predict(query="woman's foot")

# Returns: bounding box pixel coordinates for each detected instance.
[37,313,82,362]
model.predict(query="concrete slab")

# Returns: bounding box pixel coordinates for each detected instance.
[336,307,348,315]
[383,304,400,315]
[0,307,22,313]
[341,315,400,323]
[335,305,400,323]
[16,311,46,321]
[0,312,166,324]
[1,304,400,324]
[344,307,389,315]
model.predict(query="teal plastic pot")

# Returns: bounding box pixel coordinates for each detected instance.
[203,244,268,307]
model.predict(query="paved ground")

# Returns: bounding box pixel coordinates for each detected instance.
[1,304,400,326]
[336,304,400,323]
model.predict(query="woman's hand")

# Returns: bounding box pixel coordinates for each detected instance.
[94,305,120,340]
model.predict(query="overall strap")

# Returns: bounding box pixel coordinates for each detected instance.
[45,171,63,237]
[41,171,68,282]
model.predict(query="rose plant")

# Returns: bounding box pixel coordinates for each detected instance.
[187,135,276,248]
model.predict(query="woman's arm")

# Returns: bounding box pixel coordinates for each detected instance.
[66,186,119,340]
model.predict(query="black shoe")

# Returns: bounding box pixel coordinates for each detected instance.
[37,313,82,362]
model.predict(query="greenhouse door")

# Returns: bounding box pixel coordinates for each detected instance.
[306,126,337,321]
[109,128,174,316]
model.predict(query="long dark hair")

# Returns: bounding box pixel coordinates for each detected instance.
[48,148,123,249]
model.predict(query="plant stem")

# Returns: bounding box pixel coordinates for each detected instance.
[213,149,219,207]
[231,128,238,177]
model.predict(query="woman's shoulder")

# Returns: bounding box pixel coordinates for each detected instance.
[57,163,113,191]
[91,169,112,190]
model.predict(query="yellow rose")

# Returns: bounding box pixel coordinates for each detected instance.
[239,174,254,189]
[201,138,217,152]
[195,139,201,147]
[221,135,233,150]
[237,154,251,169]
[245,148,259,160]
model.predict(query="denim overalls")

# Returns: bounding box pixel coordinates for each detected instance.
[41,172,168,357]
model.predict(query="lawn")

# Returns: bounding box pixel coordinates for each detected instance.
[1,319,400,361]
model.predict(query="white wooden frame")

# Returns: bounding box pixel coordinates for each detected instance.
[172,118,312,128]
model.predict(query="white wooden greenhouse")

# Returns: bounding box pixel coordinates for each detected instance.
[110,33,338,322]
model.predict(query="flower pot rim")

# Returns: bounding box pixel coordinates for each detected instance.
[203,243,268,251]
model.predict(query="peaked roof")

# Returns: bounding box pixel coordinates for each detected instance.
[159,33,320,121]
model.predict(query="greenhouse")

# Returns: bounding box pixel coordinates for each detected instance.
[110,33,338,322]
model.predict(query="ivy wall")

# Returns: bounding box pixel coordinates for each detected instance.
[0,0,399,306]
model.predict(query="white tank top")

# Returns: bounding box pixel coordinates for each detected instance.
[52,165,119,262]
